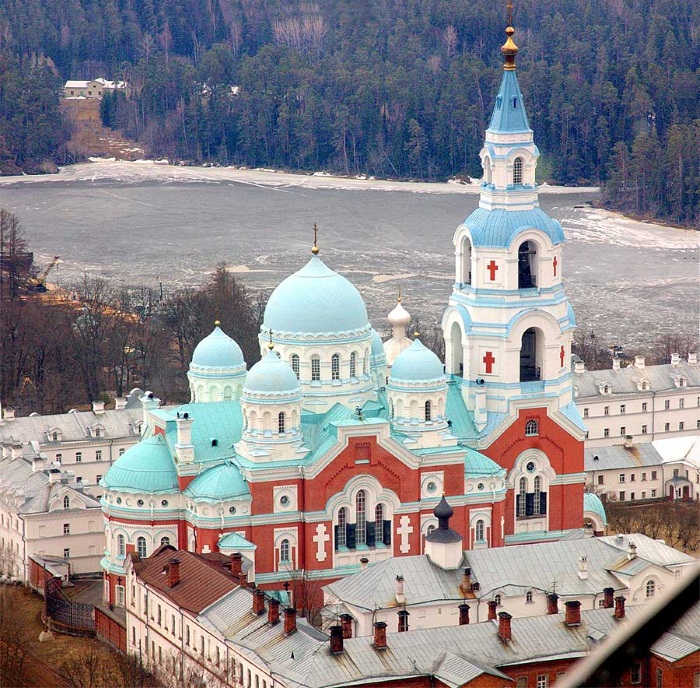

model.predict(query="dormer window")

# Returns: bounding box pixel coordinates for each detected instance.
[48,428,62,442]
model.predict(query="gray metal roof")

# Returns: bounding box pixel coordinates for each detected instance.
[574,360,700,399]
[584,444,663,471]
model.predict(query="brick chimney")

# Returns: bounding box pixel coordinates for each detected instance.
[284,607,297,635]
[565,600,581,626]
[498,612,512,642]
[329,625,344,654]
[268,598,280,625]
[614,596,626,620]
[239,570,248,587]
[168,559,181,587]
[340,613,354,639]
[252,588,265,615]
[547,593,559,615]
[458,603,470,625]
[487,599,498,620]
[460,568,472,596]
[603,587,615,609]
[397,609,409,632]
[373,621,387,650]
[231,552,243,579]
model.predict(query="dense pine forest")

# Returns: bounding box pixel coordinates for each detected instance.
[0,0,698,225]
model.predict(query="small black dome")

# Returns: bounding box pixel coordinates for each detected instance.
[434,495,454,521]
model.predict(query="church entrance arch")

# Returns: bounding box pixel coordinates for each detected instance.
[520,327,543,382]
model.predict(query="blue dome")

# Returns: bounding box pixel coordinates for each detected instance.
[390,339,444,382]
[184,461,249,502]
[370,329,384,356]
[464,207,565,248]
[263,256,369,334]
[584,492,608,526]
[101,435,178,493]
[191,325,245,368]
[244,350,300,394]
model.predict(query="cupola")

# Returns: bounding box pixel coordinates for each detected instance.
[424,496,463,570]
[383,296,412,367]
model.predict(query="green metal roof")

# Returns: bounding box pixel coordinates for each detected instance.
[184,460,249,502]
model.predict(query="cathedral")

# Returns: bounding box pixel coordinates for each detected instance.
[100,21,587,606]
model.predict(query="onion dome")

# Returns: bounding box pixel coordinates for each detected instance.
[434,494,454,522]
[427,495,462,544]
[191,324,245,370]
[184,460,249,502]
[101,435,177,493]
[263,256,369,335]
[387,300,411,328]
[243,350,300,396]
[390,339,445,383]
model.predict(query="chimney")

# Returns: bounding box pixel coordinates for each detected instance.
[175,414,195,464]
[565,600,581,626]
[614,596,626,620]
[373,621,387,650]
[460,568,472,596]
[239,570,248,587]
[168,559,181,587]
[603,587,615,609]
[268,598,280,625]
[688,352,698,364]
[612,357,621,371]
[487,599,498,621]
[252,588,265,616]
[329,625,344,654]
[231,553,243,579]
[283,607,297,635]
[627,542,637,560]
[397,609,409,633]
[359,556,369,571]
[547,593,559,615]
[458,603,470,626]
[578,555,589,580]
[340,613,354,639]
[92,400,105,414]
[3,408,16,421]
[395,574,405,604]
[115,397,127,410]
[574,360,585,374]
[498,612,512,642]
[634,355,645,369]
[32,455,46,473]
[671,352,680,366]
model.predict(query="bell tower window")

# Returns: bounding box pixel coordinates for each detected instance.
[518,241,537,288]
[520,327,543,382]
[513,157,523,185]
[460,237,472,285]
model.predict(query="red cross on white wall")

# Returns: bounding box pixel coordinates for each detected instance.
[486,260,499,281]
[553,256,558,277]
[483,351,496,374]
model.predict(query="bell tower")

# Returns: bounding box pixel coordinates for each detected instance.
[442,7,576,431]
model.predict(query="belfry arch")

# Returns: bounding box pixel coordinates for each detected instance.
[450,321,464,376]
[517,240,538,288]
[460,236,472,285]
[520,326,544,382]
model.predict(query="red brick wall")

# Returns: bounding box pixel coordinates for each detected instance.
[95,607,126,653]
[648,651,700,688]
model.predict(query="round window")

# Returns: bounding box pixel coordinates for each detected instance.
[161,500,168,507]
[116,497,122,505]
[477,483,484,491]
[137,499,144,507]
[526,461,536,473]
[280,495,290,506]
[426,481,437,493]
[229,506,237,514]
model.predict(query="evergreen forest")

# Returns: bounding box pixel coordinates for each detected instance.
[0,0,698,225]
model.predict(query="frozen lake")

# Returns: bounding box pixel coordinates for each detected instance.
[1,160,697,350]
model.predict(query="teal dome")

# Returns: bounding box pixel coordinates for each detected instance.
[191,325,245,368]
[584,492,608,526]
[370,329,384,356]
[463,207,565,248]
[390,339,444,382]
[263,256,369,334]
[101,435,178,493]
[464,448,505,477]
[184,461,249,502]
[244,350,300,394]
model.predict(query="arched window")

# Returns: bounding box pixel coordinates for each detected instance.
[63,495,70,509]
[363,352,369,375]
[290,354,299,379]
[494,594,502,606]
[375,504,384,544]
[350,352,357,378]
[534,476,542,515]
[52,432,58,441]
[424,400,432,421]
[278,412,286,434]
[518,477,527,517]
[311,356,321,381]
[525,420,538,436]
[520,326,542,381]
[331,354,340,380]
[645,580,656,598]
[518,241,537,289]
[426,524,436,537]
[526,591,533,603]
[117,534,125,556]
[160,536,170,547]
[280,539,290,563]
[356,490,367,545]
[337,508,347,548]
[475,519,485,542]
[137,536,147,558]
[513,157,523,184]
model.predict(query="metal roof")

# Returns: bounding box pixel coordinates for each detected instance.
[584,444,663,471]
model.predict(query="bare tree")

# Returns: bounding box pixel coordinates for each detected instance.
[0,586,31,687]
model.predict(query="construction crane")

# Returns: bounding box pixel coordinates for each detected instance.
[27,255,60,292]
